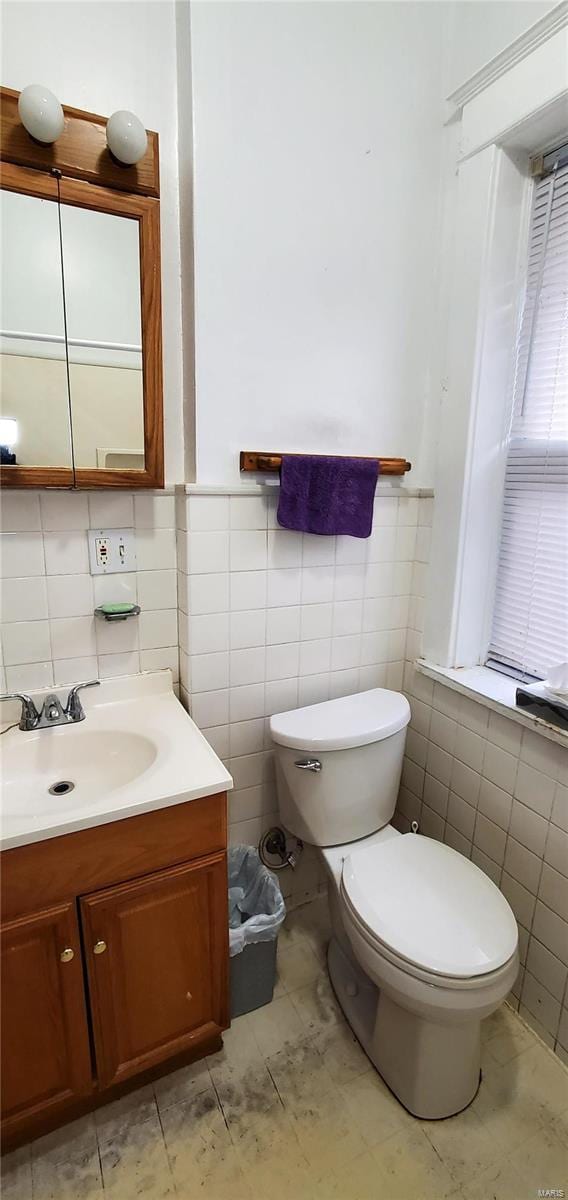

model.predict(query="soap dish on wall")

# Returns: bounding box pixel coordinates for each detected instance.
[94,603,141,623]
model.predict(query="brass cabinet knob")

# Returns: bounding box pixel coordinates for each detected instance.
[60,947,74,963]
[93,940,107,956]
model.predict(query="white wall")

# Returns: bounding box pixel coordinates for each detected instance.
[1,0,183,484]
[190,1,446,487]
[444,0,559,95]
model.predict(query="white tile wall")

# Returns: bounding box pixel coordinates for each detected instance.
[397,514,568,1061]
[0,491,179,696]
[177,485,429,905]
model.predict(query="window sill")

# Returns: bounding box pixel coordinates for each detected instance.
[416,661,568,749]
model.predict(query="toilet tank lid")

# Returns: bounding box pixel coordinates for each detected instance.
[270,689,410,751]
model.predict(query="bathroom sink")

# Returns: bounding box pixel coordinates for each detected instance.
[0,671,233,850]
[2,729,158,814]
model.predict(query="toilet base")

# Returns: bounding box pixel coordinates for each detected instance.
[327,936,481,1120]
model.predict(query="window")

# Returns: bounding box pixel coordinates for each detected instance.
[487,146,568,680]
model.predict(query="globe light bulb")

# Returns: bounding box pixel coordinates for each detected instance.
[18,85,64,145]
[106,110,148,166]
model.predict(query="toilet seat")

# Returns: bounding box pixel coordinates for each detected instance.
[341,835,518,981]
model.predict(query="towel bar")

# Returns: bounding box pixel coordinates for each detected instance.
[240,451,411,475]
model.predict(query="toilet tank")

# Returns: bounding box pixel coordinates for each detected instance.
[270,689,410,847]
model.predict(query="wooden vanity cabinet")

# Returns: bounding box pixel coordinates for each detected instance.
[0,793,229,1150]
[1,902,92,1129]
[81,854,227,1089]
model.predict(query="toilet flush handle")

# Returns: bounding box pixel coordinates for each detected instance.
[294,758,322,772]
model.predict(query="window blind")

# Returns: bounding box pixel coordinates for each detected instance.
[487,156,568,680]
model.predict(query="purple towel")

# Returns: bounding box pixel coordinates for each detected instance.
[277,454,379,538]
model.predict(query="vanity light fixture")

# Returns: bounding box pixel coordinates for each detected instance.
[106,110,147,165]
[18,84,64,144]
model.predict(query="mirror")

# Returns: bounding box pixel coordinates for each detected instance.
[0,189,147,478]
[59,204,145,471]
[0,188,73,468]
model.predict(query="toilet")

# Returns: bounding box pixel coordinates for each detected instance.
[270,688,519,1120]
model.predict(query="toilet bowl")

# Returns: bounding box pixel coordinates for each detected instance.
[270,689,519,1120]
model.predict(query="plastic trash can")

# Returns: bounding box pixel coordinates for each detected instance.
[228,845,286,1018]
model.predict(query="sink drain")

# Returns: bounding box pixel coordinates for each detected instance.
[48,780,75,796]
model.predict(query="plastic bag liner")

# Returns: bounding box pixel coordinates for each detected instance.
[228,845,286,957]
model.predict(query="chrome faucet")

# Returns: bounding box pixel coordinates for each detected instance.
[0,681,100,731]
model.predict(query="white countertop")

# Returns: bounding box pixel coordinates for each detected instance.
[0,671,232,852]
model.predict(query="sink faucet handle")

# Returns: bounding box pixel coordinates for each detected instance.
[0,692,40,731]
[65,679,101,722]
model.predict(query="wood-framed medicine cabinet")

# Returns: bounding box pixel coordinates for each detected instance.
[0,87,164,489]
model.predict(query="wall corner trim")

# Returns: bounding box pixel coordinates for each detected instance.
[446,1,568,113]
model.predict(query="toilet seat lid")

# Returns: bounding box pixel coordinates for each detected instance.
[342,835,518,978]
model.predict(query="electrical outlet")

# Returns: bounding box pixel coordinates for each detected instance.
[88,529,136,575]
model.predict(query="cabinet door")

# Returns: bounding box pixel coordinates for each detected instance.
[1,902,93,1135]
[80,853,228,1088]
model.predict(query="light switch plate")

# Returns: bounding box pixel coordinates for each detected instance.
[88,529,137,575]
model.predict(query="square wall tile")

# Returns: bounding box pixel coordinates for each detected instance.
[191,689,229,728]
[41,491,89,531]
[230,647,266,687]
[482,741,518,794]
[5,660,53,691]
[298,673,330,706]
[231,571,267,611]
[423,772,448,817]
[137,570,177,612]
[267,531,302,570]
[88,493,133,529]
[1,576,48,623]
[187,531,229,574]
[136,528,176,571]
[450,758,481,807]
[134,494,175,529]
[509,800,548,857]
[93,572,137,608]
[138,610,178,650]
[426,742,452,788]
[46,575,93,619]
[230,609,266,650]
[51,616,96,660]
[99,651,140,678]
[301,566,334,606]
[335,534,367,566]
[473,813,507,865]
[538,864,568,922]
[447,792,476,840]
[454,725,485,772]
[53,655,99,686]
[266,606,300,645]
[486,711,523,756]
[229,532,266,573]
[532,901,568,964]
[95,615,138,655]
[229,495,268,530]
[43,532,89,576]
[545,824,568,877]
[230,683,266,722]
[191,651,230,693]
[266,642,300,681]
[477,778,512,831]
[139,647,179,681]
[2,620,51,666]
[189,574,230,615]
[429,710,457,755]
[188,495,229,531]
[514,762,555,820]
[0,492,41,532]
[526,938,567,1002]
[1,533,45,578]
